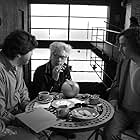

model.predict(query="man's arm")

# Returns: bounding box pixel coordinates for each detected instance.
[0,74,15,124]
[108,60,123,101]
[19,80,30,111]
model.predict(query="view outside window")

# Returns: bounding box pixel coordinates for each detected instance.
[69,5,108,41]
[31,4,69,40]
[31,4,108,41]
[30,4,108,82]
[31,49,103,82]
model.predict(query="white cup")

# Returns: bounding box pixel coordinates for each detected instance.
[38,91,50,101]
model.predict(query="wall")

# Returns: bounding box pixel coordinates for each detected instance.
[0,0,29,45]
[130,0,140,23]
[124,0,140,29]
[0,0,30,85]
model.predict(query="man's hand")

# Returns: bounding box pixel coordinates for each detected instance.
[52,64,66,81]
[109,99,119,111]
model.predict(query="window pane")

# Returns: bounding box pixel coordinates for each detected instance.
[70,30,89,41]
[70,18,107,29]
[31,29,68,40]
[31,60,49,71]
[31,29,50,40]
[31,17,68,28]
[70,18,107,41]
[31,49,50,71]
[69,61,93,71]
[31,49,50,81]
[32,49,50,59]
[31,4,68,16]
[49,29,68,40]
[69,49,91,60]
[71,72,102,82]
[70,5,108,17]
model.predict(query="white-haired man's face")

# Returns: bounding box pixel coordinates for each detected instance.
[50,50,68,67]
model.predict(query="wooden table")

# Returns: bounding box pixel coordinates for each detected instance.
[26,93,114,140]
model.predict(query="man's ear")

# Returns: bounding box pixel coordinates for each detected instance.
[16,54,22,58]
[15,54,22,60]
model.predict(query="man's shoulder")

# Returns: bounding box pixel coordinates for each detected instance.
[0,62,7,79]
[36,63,48,72]
[0,61,5,70]
[0,52,8,69]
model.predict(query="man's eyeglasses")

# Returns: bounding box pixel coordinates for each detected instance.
[53,53,68,59]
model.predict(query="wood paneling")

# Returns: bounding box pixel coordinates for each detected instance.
[0,0,28,45]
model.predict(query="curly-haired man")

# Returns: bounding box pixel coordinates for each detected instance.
[103,27,140,140]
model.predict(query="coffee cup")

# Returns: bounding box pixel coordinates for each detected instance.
[38,91,50,101]
[56,105,69,118]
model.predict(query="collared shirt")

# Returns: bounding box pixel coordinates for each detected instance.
[0,51,30,123]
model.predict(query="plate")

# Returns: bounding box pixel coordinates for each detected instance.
[37,95,53,104]
[71,107,99,120]
[51,99,74,108]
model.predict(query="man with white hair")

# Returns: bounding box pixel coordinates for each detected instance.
[32,41,72,99]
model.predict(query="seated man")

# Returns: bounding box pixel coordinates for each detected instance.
[0,30,42,140]
[32,42,72,99]
[103,27,140,140]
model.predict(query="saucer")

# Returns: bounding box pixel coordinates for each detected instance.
[37,95,53,104]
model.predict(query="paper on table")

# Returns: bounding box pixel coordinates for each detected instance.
[34,102,51,109]
[16,108,62,133]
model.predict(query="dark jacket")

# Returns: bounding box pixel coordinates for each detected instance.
[109,58,131,106]
[32,61,71,99]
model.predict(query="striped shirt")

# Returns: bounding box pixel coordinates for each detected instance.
[0,51,30,124]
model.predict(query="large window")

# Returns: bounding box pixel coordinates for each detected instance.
[31,4,108,41]
[30,4,108,82]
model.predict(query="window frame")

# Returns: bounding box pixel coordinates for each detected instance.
[29,4,108,83]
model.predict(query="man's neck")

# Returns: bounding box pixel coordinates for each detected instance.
[9,59,18,67]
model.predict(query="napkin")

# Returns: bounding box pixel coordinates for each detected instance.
[16,108,61,133]
[68,98,85,104]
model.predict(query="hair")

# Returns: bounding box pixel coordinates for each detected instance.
[49,41,72,56]
[2,30,38,60]
[117,27,140,55]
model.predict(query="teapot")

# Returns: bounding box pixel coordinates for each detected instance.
[61,80,80,98]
